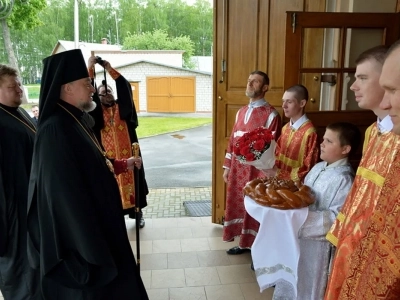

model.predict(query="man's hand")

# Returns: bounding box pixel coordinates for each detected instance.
[262,166,277,178]
[102,60,112,72]
[88,56,96,69]
[127,157,142,170]
[223,168,230,183]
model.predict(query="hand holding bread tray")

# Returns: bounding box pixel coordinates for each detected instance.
[243,177,315,210]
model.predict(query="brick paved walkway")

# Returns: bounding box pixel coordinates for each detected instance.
[142,187,212,218]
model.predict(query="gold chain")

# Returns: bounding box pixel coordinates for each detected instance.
[0,105,36,133]
[57,103,106,157]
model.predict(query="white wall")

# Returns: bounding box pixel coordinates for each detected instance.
[93,51,184,71]
[95,62,212,113]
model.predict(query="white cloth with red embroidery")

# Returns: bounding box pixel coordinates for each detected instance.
[244,196,308,298]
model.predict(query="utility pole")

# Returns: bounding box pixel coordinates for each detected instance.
[88,14,94,43]
[74,0,79,49]
[112,11,119,45]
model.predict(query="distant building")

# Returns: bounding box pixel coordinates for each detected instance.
[191,56,213,73]
[51,40,213,113]
[94,60,212,113]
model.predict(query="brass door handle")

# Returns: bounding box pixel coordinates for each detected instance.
[313,76,319,81]
[310,98,316,103]
[218,96,223,100]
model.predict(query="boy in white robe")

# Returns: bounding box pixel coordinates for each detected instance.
[273,122,361,300]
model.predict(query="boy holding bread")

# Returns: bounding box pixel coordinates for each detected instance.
[273,122,361,299]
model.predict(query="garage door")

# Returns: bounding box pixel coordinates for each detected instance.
[130,82,139,112]
[147,76,195,112]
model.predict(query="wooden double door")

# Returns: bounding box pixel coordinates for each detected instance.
[212,0,400,224]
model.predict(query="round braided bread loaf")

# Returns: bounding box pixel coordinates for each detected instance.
[243,177,315,209]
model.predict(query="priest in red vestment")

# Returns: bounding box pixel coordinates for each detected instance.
[266,84,319,182]
[223,71,282,254]
[88,57,148,228]
[324,45,400,299]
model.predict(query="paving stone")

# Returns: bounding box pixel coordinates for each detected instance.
[142,187,212,219]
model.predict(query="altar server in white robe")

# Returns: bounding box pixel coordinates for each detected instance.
[273,122,361,300]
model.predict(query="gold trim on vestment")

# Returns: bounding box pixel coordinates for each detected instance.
[337,212,345,223]
[326,232,338,247]
[356,166,385,187]
[277,126,315,168]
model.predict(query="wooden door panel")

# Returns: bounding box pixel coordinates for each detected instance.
[307,111,376,170]
[170,77,195,112]
[226,0,259,89]
[147,77,170,112]
[301,73,321,111]
[147,77,195,113]
[285,12,400,89]
[170,77,195,94]
[213,1,400,225]
[130,82,139,112]
[284,12,400,169]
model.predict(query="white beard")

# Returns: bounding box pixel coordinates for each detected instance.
[83,101,97,112]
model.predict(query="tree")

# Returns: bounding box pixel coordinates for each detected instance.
[118,0,212,56]
[1,0,46,77]
[2,0,212,85]
[123,29,195,68]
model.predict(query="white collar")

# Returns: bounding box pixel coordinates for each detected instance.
[323,157,349,169]
[248,99,267,108]
[290,114,308,130]
[377,115,393,133]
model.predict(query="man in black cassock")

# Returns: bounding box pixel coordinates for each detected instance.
[31,105,39,125]
[88,56,148,228]
[26,49,148,299]
[0,64,41,299]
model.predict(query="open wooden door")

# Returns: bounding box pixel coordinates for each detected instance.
[284,12,400,167]
[212,2,400,225]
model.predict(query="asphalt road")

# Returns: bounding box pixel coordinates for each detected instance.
[139,124,212,188]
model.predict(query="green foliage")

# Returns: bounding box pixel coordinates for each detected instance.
[136,116,211,138]
[2,0,213,83]
[119,0,212,56]
[25,85,41,99]
[6,0,47,30]
[123,29,195,68]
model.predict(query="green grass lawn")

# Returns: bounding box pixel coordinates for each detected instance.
[136,117,212,138]
[25,84,41,99]
[20,95,211,137]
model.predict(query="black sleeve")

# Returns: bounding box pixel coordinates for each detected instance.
[89,78,105,141]
[116,75,138,128]
[0,144,8,256]
[32,124,118,289]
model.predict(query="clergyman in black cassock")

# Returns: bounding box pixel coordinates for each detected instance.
[26,49,148,299]
[88,57,148,226]
[0,64,41,299]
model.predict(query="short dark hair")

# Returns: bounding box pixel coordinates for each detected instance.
[355,45,389,66]
[386,39,400,58]
[326,122,361,157]
[286,84,309,102]
[250,70,269,86]
[0,64,18,85]
[97,80,113,93]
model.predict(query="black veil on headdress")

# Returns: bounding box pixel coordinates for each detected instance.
[39,49,89,125]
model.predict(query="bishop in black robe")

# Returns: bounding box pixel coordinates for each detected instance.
[27,49,148,300]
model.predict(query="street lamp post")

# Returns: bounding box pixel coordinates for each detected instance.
[88,14,94,43]
[112,11,119,45]
[74,0,79,49]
